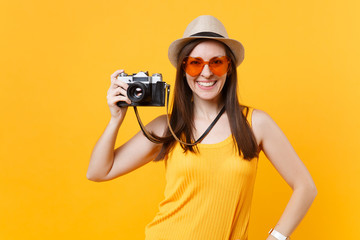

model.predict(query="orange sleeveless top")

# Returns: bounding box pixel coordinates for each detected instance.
[145,107,258,240]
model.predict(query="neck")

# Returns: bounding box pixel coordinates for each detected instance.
[192,95,224,121]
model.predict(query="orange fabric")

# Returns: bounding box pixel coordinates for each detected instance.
[145,107,258,240]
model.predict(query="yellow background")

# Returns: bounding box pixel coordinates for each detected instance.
[1,0,359,239]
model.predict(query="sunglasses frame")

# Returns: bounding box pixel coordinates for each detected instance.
[182,56,231,77]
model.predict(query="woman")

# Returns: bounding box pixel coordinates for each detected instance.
[87,15,317,240]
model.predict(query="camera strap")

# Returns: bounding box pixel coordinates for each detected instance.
[133,84,226,145]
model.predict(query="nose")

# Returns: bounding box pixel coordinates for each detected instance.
[200,64,213,78]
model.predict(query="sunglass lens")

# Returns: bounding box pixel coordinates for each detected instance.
[184,57,204,77]
[209,56,229,76]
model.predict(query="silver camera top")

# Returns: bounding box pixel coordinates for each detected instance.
[117,71,162,84]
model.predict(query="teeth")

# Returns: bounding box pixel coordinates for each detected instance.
[197,81,216,87]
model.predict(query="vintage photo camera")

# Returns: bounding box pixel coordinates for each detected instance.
[116,71,167,107]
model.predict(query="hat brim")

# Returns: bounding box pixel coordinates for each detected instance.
[168,36,244,68]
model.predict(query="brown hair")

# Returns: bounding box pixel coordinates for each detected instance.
[152,39,259,161]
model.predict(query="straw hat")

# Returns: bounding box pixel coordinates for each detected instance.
[168,15,245,67]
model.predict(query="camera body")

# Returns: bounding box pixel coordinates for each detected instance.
[116,71,166,107]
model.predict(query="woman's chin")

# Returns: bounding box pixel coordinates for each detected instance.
[193,91,222,102]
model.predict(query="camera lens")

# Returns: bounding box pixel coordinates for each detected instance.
[127,82,147,103]
[134,88,143,98]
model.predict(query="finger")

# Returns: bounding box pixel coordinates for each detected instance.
[110,86,127,97]
[110,69,124,81]
[108,95,131,106]
[118,87,128,97]
[107,87,126,104]
[107,87,130,101]
[111,78,129,89]
[115,95,131,105]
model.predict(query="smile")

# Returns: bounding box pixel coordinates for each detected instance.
[197,81,217,87]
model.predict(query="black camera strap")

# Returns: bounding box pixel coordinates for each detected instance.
[133,84,226,145]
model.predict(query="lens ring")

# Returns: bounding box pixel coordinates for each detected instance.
[127,82,146,103]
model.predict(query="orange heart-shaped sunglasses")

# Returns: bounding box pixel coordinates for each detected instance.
[182,56,231,77]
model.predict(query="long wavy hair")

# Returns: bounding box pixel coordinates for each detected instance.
[152,39,259,161]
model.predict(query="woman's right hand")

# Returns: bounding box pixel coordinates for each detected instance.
[107,69,131,120]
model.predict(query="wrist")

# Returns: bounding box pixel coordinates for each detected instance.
[268,228,290,240]
[109,116,123,127]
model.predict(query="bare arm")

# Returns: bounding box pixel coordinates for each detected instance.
[87,115,166,182]
[86,69,166,182]
[251,109,318,239]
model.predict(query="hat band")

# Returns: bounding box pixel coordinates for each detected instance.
[190,32,224,38]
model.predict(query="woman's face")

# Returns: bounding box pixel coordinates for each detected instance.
[185,40,228,103]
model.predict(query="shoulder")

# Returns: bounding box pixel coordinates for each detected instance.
[251,108,278,147]
[146,114,168,136]
[251,108,273,127]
